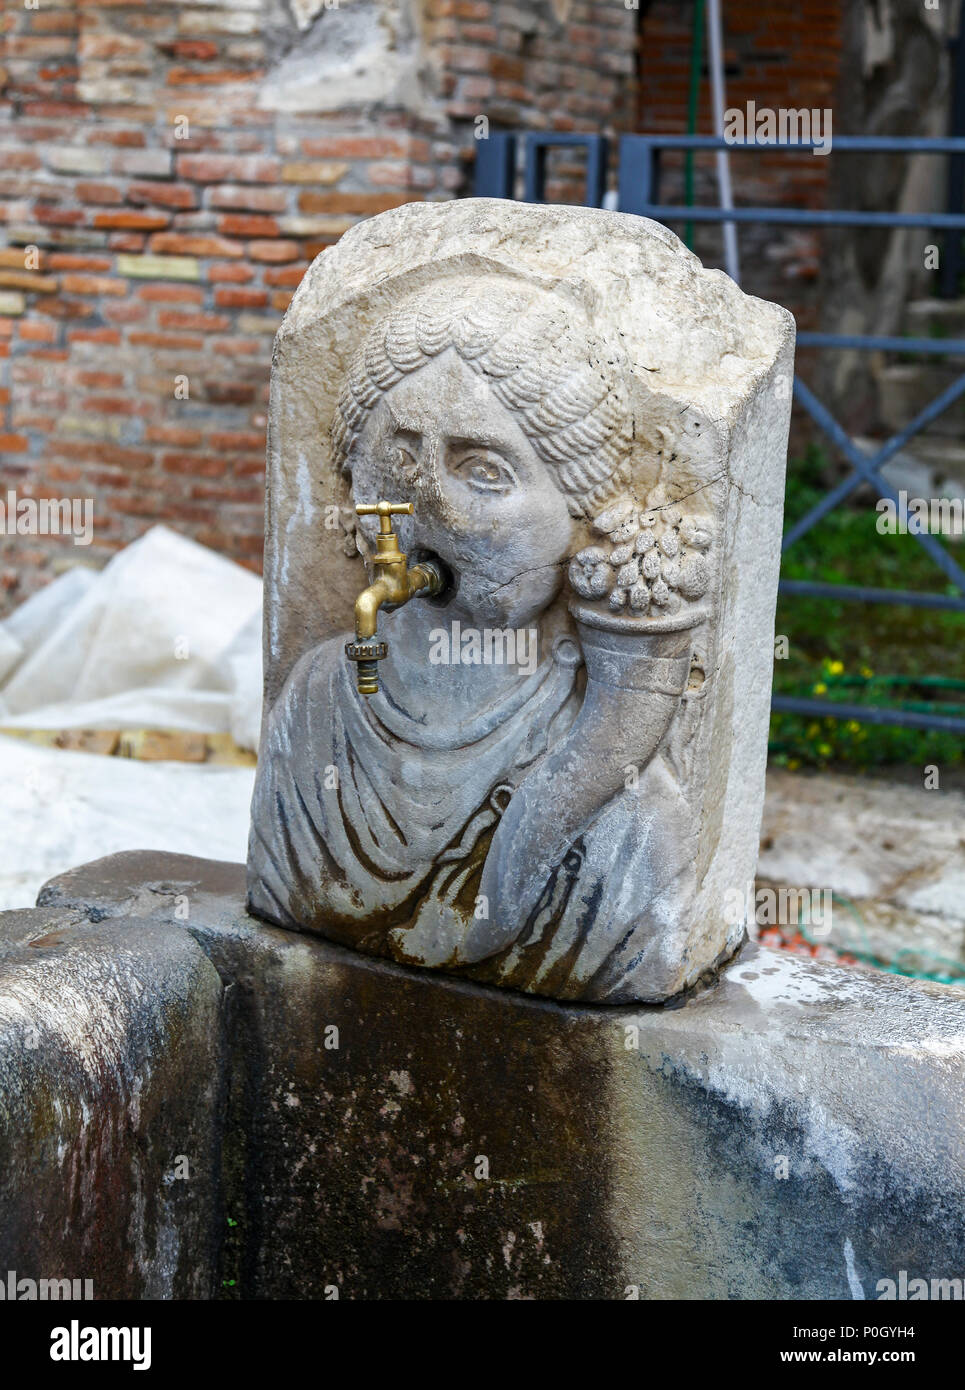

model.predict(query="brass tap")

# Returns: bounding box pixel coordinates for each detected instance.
[345,501,444,695]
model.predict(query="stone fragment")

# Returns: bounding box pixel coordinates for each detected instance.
[0,898,222,1298]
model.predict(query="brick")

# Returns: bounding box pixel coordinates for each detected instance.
[67,328,121,345]
[56,441,152,469]
[0,150,42,172]
[207,430,264,452]
[0,293,25,316]
[176,154,280,184]
[207,262,254,284]
[149,232,243,258]
[300,136,410,159]
[214,287,268,308]
[36,298,95,320]
[264,264,308,287]
[280,161,349,185]
[76,24,148,52]
[112,149,173,178]
[237,314,278,335]
[44,145,107,175]
[0,433,29,452]
[367,161,417,187]
[157,311,230,332]
[58,414,123,440]
[94,210,171,230]
[216,213,278,238]
[83,396,148,416]
[33,208,85,227]
[162,40,220,61]
[0,249,45,270]
[128,181,198,210]
[22,103,90,120]
[6,36,74,58]
[18,322,58,344]
[0,271,59,294]
[88,130,146,148]
[46,253,110,271]
[177,11,260,35]
[277,216,354,239]
[116,253,200,281]
[70,371,124,389]
[128,332,202,351]
[109,233,147,254]
[271,290,294,312]
[61,274,129,296]
[202,381,256,404]
[162,452,226,477]
[166,68,263,86]
[144,425,203,446]
[10,228,107,254]
[75,182,124,205]
[29,13,82,34]
[207,183,287,213]
[297,191,415,215]
[137,284,204,303]
[489,52,525,81]
[247,240,299,263]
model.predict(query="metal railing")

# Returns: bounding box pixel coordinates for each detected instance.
[476,131,965,734]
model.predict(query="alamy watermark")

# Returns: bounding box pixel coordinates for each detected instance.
[428,622,538,677]
[725,881,832,937]
[724,101,833,156]
[0,1270,94,1300]
[877,1270,965,1300]
[876,490,964,538]
[0,490,93,546]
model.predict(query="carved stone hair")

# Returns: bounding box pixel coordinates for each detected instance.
[330,278,635,518]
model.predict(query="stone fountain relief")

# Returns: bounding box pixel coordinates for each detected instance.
[247,199,795,1004]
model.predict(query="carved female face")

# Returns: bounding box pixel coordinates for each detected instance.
[350,351,576,627]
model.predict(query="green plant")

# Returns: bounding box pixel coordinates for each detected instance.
[768,446,965,770]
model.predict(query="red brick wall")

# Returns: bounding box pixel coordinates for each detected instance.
[0,0,640,612]
[637,0,845,313]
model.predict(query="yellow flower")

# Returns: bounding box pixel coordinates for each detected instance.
[846,720,861,734]
[828,660,844,676]
[813,683,827,695]
[818,743,832,757]
[860,665,873,678]
[787,758,800,770]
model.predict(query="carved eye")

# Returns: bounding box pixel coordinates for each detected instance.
[453,450,518,493]
[395,445,419,476]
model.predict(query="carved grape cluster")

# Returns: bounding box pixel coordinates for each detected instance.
[568,495,714,617]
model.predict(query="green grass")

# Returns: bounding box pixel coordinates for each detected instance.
[769,445,965,770]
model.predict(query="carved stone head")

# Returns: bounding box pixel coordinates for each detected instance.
[247,200,794,1004]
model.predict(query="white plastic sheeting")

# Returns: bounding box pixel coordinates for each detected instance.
[0,525,264,911]
[0,525,263,750]
[0,733,255,911]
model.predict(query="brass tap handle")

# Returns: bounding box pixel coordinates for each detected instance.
[355,501,413,534]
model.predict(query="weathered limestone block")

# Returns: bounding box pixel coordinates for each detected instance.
[0,900,223,1299]
[39,852,965,1300]
[247,199,796,1005]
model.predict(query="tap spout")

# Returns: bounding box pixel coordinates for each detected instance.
[353,575,394,642]
[345,501,443,695]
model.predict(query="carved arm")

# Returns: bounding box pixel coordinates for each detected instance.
[458,616,695,964]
